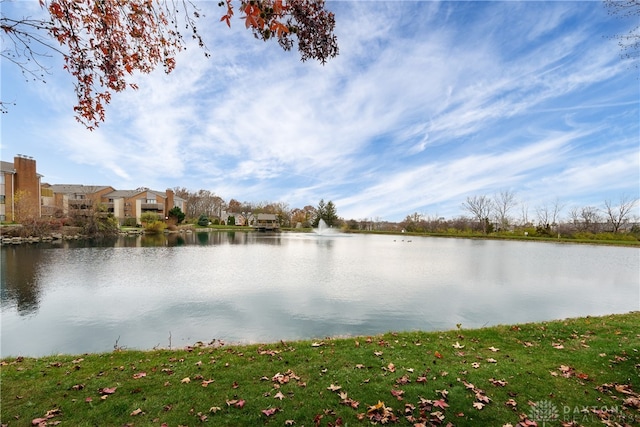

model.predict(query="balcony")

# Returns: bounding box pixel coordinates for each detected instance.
[141,203,163,211]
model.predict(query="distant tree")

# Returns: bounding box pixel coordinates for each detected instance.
[604,195,638,233]
[227,199,242,213]
[535,198,564,230]
[168,206,185,224]
[324,200,338,227]
[493,190,517,231]
[569,206,602,233]
[462,195,493,234]
[1,0,338,126]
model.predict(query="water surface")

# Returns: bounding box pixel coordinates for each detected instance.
[1,232,638,357]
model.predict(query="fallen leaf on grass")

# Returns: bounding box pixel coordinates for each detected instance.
[489,346,500,352]
[489,378,508,387]
[274,391,285,400]
[390,389,404,400]
[487,358,497,363]
[471,362,480,369]
[226,399,246,408]
[433,399,449,409]
[473,402,485,410]
[130,408,143,416]
[132,372,146,379]
[505,399,518,408]
[552,342,564,349]
[262,407,280,417]
[453,342,465,349]
[99,387,117,395]
[327,384,342,392]
[181,377,191,384]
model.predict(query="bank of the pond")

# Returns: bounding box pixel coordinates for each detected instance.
[2,312,639,426]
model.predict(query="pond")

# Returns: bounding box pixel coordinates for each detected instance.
[1,231,638,357]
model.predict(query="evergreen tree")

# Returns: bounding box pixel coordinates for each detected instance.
[324,200,338,227]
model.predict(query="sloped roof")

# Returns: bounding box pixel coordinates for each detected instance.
[48,184,113,194]
[0,161,15,173]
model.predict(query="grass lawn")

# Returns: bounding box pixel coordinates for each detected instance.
[1,312,639,426]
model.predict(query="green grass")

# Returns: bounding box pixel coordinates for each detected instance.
[2,312,639,426]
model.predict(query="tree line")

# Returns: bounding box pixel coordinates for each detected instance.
[172,187,639,239]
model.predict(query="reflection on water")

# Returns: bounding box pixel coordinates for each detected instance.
[1,232,638,357]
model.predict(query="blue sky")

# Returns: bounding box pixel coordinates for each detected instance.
[1,1,638,222]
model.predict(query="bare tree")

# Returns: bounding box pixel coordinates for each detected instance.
[569,206,602,233]
[536,198,564,229]
[519,201,530,226]
[493,190,518,231]
[462,195,493,234]
[604,195,638,232]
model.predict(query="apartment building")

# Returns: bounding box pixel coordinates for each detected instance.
[1,155,185,224]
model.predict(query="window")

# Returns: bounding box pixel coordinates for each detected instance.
[0,195,4,204]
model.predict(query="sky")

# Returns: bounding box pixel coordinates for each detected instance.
[1,0,639,222]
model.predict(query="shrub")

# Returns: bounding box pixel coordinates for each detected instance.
[197,214,210,227]
[144,220,166,234]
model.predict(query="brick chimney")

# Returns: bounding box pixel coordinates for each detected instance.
[13,155,41,218]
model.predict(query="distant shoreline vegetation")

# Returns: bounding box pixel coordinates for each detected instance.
[1,221,638,247]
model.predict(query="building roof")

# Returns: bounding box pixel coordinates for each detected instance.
[0,161,15,173]
[47,184,113,194]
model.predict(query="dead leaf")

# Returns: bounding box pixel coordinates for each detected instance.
[473,402,485,410]
[471,362,480,369]
[390,389,404,400]
[433,399,449,409]
[181,377,191,384]
[132,372,146,379]
[489,346,500,352]
[130,408,143,416]
[453,342,465,349]
[327,384,342,392]
[99,387,117,395]
[487,358,497,363]
[274,391,285,400]
[387,362,396,372]
[261,407,279,417]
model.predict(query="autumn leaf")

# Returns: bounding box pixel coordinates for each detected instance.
[261,407,280,417]
[274,391,285,400]
[505,398,518,408]
[130,408,143,416]
[453,341,465,349]
[99,387,117,395]
[434,351,443,359]
[552,342,565,349]
[489,346,500,352]
[390,389,404,400]
[487,358,497,363]
[473,401,485,410]
[471,362,480,369]
[132,372,146,379]
[181,377,191,384]
[327,384,342,392]
[387,362,396,372]
[433,399,449,409]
